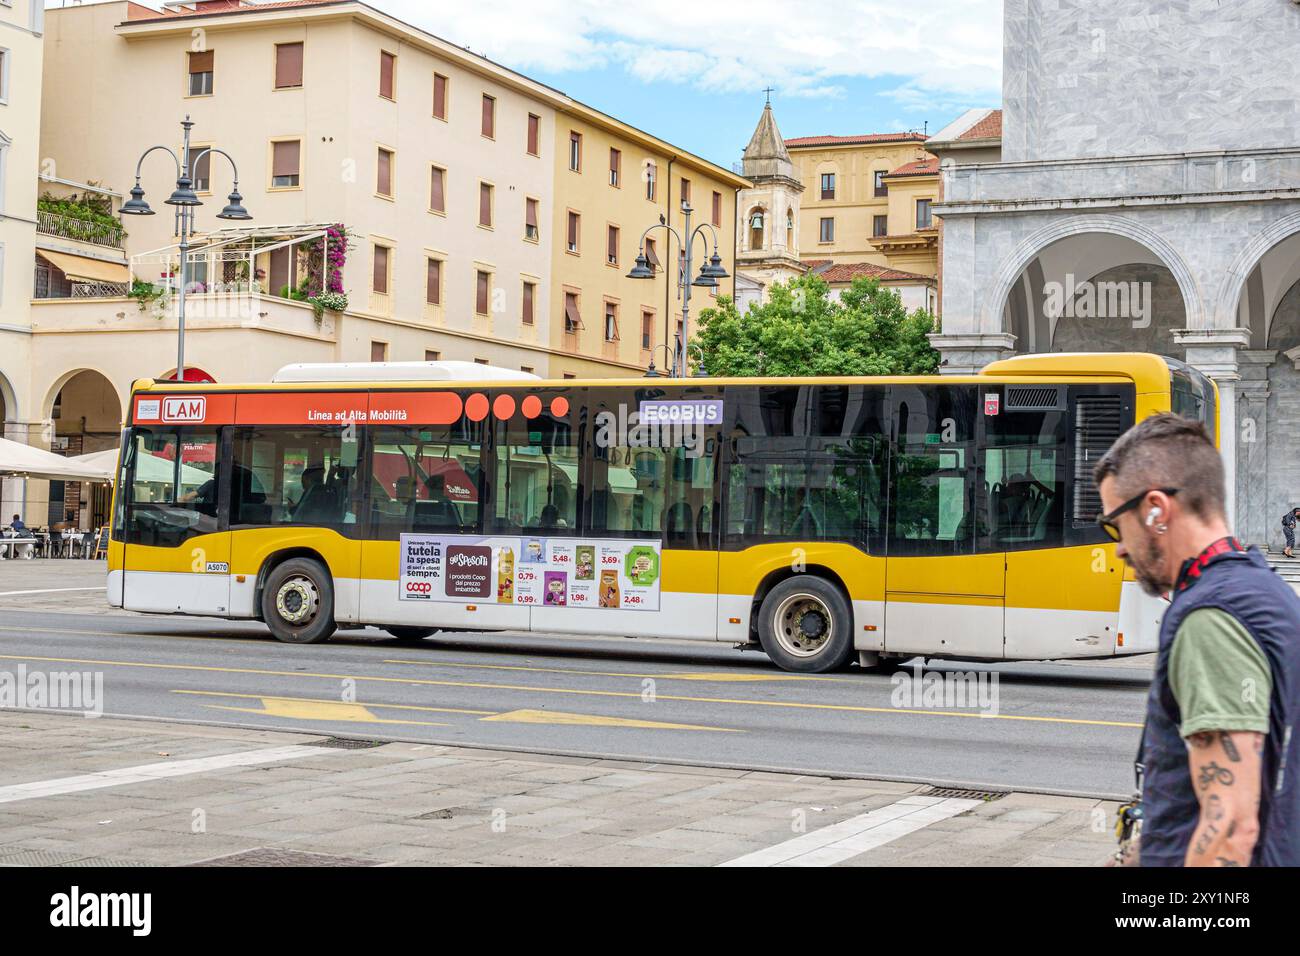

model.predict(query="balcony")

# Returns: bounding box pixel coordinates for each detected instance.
[36,210,126,250]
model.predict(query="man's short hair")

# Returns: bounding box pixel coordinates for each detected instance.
[1093,412,1224,519]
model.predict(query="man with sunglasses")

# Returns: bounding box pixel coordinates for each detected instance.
[1095,412,1300,867]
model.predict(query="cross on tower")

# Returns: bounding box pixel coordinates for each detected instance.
[763,86,774,105]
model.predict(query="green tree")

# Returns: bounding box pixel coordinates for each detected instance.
[693,273,940,377]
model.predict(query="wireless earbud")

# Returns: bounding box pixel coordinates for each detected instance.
[1146,507,1162,527]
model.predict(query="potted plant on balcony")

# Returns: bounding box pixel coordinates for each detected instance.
[302,224,352,323]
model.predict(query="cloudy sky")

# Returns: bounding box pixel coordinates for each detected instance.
[49,0,1004,165]
[386,0,1004,164]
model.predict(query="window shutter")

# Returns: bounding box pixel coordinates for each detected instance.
[525,199,538,230]
[379,51,395,98]
[189,50,214,74]
[481,95,495,137]
[377,149,392,195]
[433,73,447,119]
[607,226,617,262]
[272,140,300,178]
[712,191,722,226]
[373,246,388,294]
[564,293,583,331]
[479,183,492,226]
[430,167,445,212]
[476,271,490,314]
[523,283,535,324]
[275,43,303,88]
[527,114,540,155]
[567,212,578,249]
[426,259,441,305]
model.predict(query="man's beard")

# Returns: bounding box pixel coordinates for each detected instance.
[1129,535,1171,596]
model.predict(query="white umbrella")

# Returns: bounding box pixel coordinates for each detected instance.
[67,447,212,487]
[0,437,114,482]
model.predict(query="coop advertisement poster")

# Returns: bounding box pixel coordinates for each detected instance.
[398,534,661,611]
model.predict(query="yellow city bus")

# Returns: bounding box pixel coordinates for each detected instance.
[106,353,1216,673]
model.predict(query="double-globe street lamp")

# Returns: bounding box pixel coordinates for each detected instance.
[120,116,252,381]
[626,201,729,377]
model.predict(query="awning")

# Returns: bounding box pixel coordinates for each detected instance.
[37,250,130,284]
[0,437,114,482]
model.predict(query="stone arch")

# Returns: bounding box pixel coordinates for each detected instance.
[982,214,1205,336]
[41,367,125,424]
[1215,210,1300,343]
[746,204,767,252]
[0,368,17,424]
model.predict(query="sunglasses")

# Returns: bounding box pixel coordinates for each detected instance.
[1097,487,1180,542]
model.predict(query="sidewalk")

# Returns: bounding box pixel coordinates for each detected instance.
[0,711,1119,867]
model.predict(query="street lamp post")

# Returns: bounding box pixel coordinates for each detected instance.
[626,201,729,377]
[120,116,251,381]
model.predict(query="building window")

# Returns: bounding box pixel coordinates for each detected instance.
[711,191,722,227]
[520,365,534,374]
[527,113,540,156]
[433,72,448,120]
[0,49,8,104]
[376,147,394,198]
[566,211,580,254]
[271,139,301,188]
[475,358,490,366]
[569,131,582,172]
[644,237,660,271]
[425,349,441,362]
[188,50,214,96]
[874,170,888,197]
[819,217,834,243]
[372,244,390,294]
[563,373,577,380]
[820,172,835,200]
[429,165,446,213]
[606,225,619,266]
[680,177,691,206]
[425,258,442,305]
[274,43,303,89]
[379,50,396,100]
[916,198,933,230]
[479,182,494,228]
[371,341,388,362]
[191,145,212,192]
[609,147,621,187]
[604,302,620,342]
[873,214,888,238]
[564,292,582,333]
[475,270,491,316]
[481,94,496,138]
[522,281,536,325]
[645,161,657,201]
[786,208,794,247]
[524,198,539,241]
[641,310,653,350]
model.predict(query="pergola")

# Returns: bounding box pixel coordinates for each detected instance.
[130,222,339,294]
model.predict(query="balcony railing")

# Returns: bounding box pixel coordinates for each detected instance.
[36,210,126,250]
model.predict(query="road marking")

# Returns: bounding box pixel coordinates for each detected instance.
[0,653,1143,728]
[0,745,335,806]
[173,689,493,716]
[717,795,981,867]
[480,709,739,731]
[0,587,107,597]
[385,658,823,682]
[205,697,448,726]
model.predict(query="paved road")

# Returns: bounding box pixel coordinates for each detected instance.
[0,604,1150,798]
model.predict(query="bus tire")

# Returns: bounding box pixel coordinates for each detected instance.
[385,626,438,642]
[261,558,336,645]
[757,576,854,673]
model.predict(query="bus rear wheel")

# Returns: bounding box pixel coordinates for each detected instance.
[757,576,854,673]
[262,558,336,645]
[385,626,438,642]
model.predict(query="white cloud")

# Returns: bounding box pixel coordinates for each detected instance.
[375,0,1003,104]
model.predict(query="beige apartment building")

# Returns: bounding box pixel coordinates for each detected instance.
[0,0,744,528]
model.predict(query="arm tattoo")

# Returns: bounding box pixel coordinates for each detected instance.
[1198,762,1235,790]
[1220,733,1242,763]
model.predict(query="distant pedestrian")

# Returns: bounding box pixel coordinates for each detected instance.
[8,514,24,532]
[1283,507,1300,558]
[1095,413,1300,866]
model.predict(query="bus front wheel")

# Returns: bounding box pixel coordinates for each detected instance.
[261,558,336,645]
[757,576,854,673]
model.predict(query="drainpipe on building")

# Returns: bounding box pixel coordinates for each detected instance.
[664,157,675,355]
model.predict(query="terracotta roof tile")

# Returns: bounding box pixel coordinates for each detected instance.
[785,132,928,148]
[885,157,940,177]
[128,0,344,21]
[804,261,932,283]
[958,109,1002,141]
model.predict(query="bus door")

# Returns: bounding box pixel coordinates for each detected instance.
[121,426,232,615]
[884,385,1004,658]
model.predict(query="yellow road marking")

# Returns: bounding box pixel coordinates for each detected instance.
[384,659,825,683]
[204,697,447,725]
[481,709,739,731]
[173,689,492,716]
[0,653,1142,728]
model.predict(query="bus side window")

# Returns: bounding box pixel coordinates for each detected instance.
[492,400,579,534]
[369,425,483,538]
[230,427,355,529]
